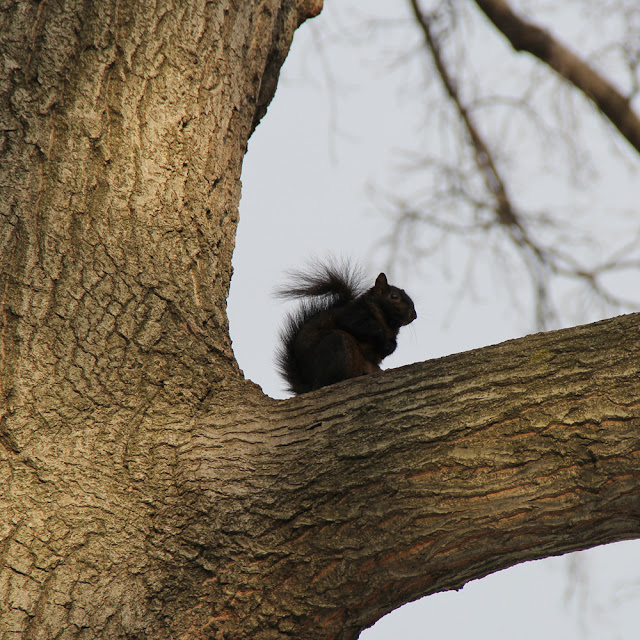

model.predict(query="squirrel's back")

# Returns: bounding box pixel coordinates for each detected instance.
[276,261,416,394]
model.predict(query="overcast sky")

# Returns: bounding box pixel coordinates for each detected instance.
[228,2,640,637]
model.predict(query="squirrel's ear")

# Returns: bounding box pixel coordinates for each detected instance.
[375,273,388,290]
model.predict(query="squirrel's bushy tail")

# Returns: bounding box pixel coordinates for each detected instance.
[275,259,367,394]
[274,259,365,304]
[275,259,417,395]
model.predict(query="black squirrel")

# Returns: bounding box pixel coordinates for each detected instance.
[276,261,417,394]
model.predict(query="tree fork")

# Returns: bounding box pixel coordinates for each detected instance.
[2,1,640,639]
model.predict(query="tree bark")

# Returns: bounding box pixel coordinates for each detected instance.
[0,0,321,637]
[1,1,639,639]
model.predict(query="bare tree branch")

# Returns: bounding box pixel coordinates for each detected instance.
[409,1,554,313]
[473,0,640,154]
[410,1,516,229]
[390,0,640,329]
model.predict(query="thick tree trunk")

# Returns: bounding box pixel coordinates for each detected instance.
[0,0,321,637]
[1,1,639,639]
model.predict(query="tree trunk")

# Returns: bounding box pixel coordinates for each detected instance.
[1,1,639,639]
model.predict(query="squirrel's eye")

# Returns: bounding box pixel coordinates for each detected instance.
[390,292,399,300]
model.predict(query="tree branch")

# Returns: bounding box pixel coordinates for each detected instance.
[473,0,640,154]
[409,0,518,229]
[408,0,561,326]
[182,312,640,639]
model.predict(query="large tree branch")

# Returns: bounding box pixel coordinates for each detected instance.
[179,311,640,639]
[473,0,640,154]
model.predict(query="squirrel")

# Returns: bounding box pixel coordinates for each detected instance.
[275,261,417,394]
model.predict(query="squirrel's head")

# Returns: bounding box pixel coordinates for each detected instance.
[372,273,417,328]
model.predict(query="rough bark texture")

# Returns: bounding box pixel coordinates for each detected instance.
[0,0,321,637]
[172,311,640,640]
[1,1,639,639]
